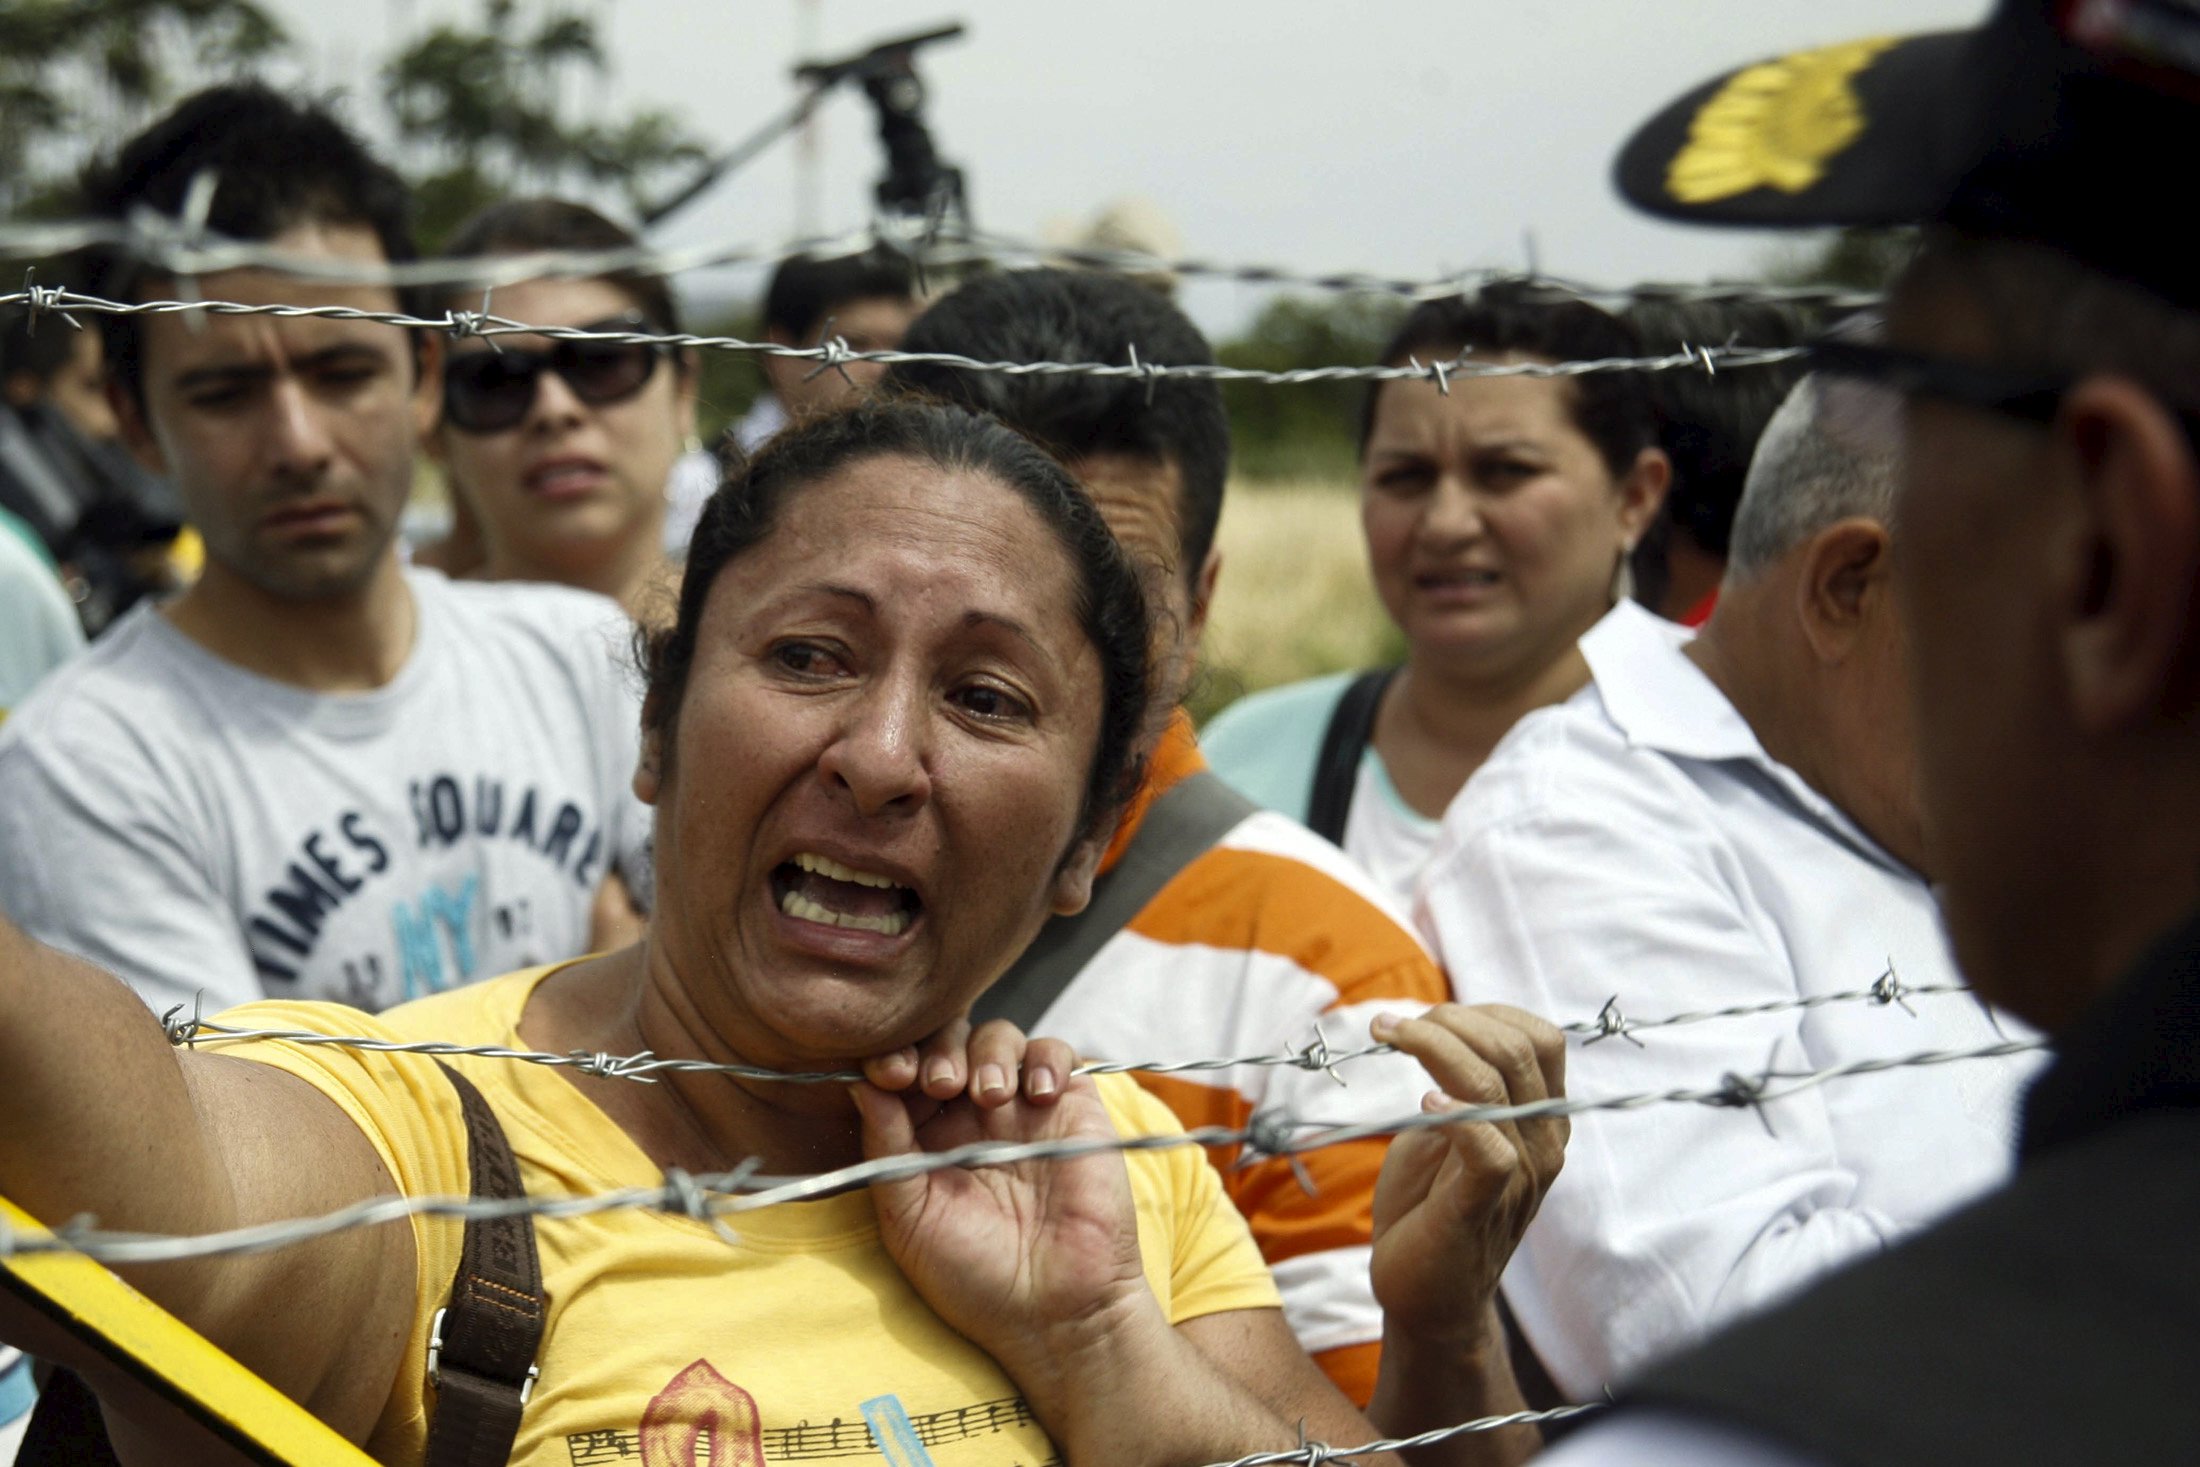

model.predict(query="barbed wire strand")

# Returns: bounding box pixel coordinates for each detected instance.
[1207,1403,1605,1467]
[0,286,1808,388]
[1568,968,1980,1048]
[0,1036,2043,1268]
[0,213,1883,311]
[163,970,2003,1087]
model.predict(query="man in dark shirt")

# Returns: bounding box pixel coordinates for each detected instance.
[1526,2,2200,1462]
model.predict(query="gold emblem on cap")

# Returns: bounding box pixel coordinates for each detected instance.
[1666,36,1900,204]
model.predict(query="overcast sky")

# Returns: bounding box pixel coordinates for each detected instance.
[270,0,1992,336]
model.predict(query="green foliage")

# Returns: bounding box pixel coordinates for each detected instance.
[689,307,767,443]
[1215,293,1405,484]
[381,0,710,247]
[0,0,290,212]
[0,0,708,248]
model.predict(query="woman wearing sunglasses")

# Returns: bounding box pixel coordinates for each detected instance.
[428,199,697,617]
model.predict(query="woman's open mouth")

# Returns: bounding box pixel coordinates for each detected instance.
[770,852,924,937]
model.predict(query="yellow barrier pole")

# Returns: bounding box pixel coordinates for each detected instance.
[0,1194,377,1464]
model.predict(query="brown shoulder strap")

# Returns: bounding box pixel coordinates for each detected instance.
[425,1062,546,1467]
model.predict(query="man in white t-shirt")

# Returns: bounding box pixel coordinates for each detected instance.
[0,85,650,1017]
[1416,363,2041,1400]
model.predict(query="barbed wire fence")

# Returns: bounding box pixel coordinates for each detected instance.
[0,283,1813,394]
[1,1025,2044,1260]
[154,961,1992,1085]
[2,979,2040,1266]
[0,207,1954,1465]
[0,211,1877,397]
[0,994,2041,1455]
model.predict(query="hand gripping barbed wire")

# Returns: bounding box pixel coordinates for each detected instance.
[0,285,1808,388]
[0,210,1885,312]
[159,969,2008,1088]
[1,1033,2043,1268]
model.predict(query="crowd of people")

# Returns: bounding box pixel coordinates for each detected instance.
[3,1,2196,1463]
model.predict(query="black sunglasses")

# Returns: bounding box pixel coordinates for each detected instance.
[442,315,667,434]
[1808,338,2200,441]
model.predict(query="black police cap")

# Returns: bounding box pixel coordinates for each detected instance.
[1614,1,2200,305]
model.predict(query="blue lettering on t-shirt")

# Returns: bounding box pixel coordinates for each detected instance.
[243,776,612,988]
[392,874,480,999]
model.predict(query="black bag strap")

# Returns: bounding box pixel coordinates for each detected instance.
[423,1061,546,1467]
[14,1361,114,1465]
[973,770,1258,1032]
[1307,668,1397,845]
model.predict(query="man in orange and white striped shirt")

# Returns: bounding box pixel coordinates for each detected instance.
[889,270,1466,1405]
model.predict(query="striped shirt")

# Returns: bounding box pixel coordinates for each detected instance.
[1029,709,1453,1403]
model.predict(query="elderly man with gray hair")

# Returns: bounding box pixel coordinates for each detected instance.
[1411,358,2042,1405]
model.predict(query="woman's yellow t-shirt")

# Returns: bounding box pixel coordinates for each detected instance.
[214,966,1281,1467]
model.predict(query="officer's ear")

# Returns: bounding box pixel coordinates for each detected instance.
[2055,376,2200,730]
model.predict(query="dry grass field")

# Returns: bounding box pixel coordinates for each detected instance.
[1190,478,1398,725]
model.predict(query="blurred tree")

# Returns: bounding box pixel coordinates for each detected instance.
[0,0,290,214]
[688,304,765,443]
[382,0,709,246]
[0,0,710,250]
[1216,293,1405,484]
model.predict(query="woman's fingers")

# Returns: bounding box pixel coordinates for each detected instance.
[1375,1003,1571,1205]
[1022,1037,1077,1105]
[858,1018,1079,1111]
[862,1044,922,1093]
[1420,1089,1524,1197]
[865,1016,975,1098]
[961,1021,1075,1107]
[916,1014,973,1100]
[966,1019,1028,1108]
[850,1081,918,1158]
[1374,1003,1564,1109]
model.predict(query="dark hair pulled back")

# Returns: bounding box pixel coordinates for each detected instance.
[1357,279,1660,478]
[641,397,1153,845]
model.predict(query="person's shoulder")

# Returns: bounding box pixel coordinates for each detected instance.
[0,607,197,764]
[1130,808,1445,1001]
[370,965,548,1044]
[1445,682,1686,839]
[1200,671,1364,816]
[1206,807,1421,938]
[1203,671,1360,743]
[420,568,629,638]
[417,570,637,686]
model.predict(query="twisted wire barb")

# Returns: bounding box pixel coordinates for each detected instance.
[1,1036,2045,1267]
[0,213,1884,311]
[0,287,1807,386]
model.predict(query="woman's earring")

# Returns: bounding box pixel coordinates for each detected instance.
[1610,546,1637,605]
